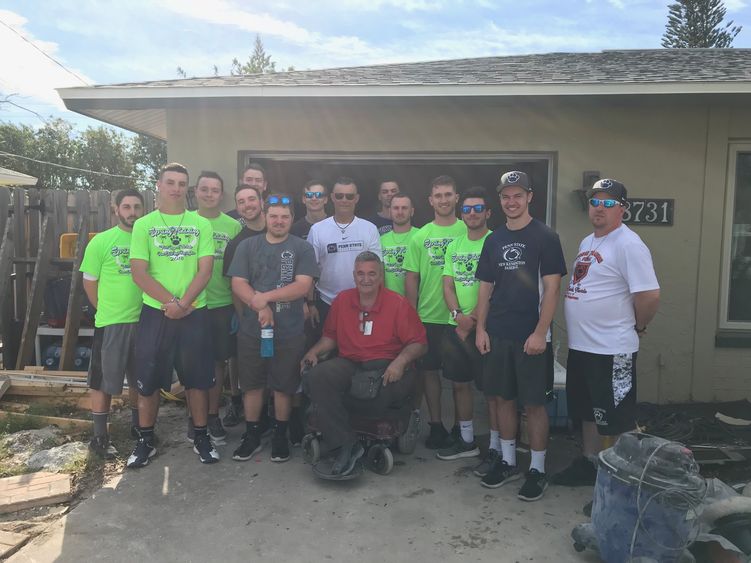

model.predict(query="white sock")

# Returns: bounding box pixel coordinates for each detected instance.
[501,439,516,466]
[530,449,547,473]
[459,420,473,443]
[489,430,501,452]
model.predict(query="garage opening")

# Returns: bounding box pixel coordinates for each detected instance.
[238,152,556,229]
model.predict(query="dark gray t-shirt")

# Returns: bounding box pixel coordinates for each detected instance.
[227,234,319,340]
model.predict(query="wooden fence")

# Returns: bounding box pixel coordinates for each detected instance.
[0,187,156,371]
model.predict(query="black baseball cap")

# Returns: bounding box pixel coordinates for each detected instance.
[497,171,531,192]
[587,178,628,204]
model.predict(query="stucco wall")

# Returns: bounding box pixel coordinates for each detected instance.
[163,95,750,403]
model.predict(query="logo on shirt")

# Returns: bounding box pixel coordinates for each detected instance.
[213,231,231,261]
[148,226,200,261]
[499,243,526,271]
[566,250,604,299]
[111,246,131,275]
[326,241,364,254]
[451,252,481,287]
[383,245,407,277]
[424,237,453,266]
[276,249,296,312]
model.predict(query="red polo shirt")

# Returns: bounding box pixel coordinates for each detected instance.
[323,287,426,362]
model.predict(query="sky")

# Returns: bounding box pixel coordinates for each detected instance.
[1,0,750,131]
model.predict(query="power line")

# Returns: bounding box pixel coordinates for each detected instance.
[0,18,89,86]
[0,150,138,180]
[0,95,48,123]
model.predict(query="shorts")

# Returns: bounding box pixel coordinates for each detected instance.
[88,323,136,395]
[417,323,447,371]
[237,332,306,395]
[482,336,553,406]
[566,349,638,436]
[133,305,215,396]
[441,328,484,389]
[209,305,236,361]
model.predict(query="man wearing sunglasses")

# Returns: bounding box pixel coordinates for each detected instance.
[553,179,659,491]
[291,180,329,241]
[436,186,495,466]
[307,177,382,332]
[227,193,319,463]
[475,171,567,501]
[367,179,400,235]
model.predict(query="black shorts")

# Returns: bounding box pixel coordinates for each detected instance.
[133,305,216,395]
[417,323,446,371]
[566,349,637,436]
[441,328,484,389]
[237,332,306,395]
[209,305,236,361]
[482,337,553,406]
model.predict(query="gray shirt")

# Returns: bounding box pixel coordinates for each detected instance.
[227,234,319,340]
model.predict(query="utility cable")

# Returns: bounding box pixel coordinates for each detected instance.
[0,150,138,180]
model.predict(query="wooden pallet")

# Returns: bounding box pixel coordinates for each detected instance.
[0,472,71,514]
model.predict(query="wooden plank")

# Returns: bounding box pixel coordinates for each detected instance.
[0,376,9,401]
[0,410,90,432]
[12,188,27,322]
[0,186,10,244]
[0,472,72,514]
[60,193,90,371]
[95,190,111,231]
[15,216,54,369]
[0,529,30,558]
[141,189,155,213]
[52,191,68,255]
[20,367,87,377]
[26,188,40,259]
[0,216,15,366]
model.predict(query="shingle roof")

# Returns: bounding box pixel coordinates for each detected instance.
[98,49,751,89]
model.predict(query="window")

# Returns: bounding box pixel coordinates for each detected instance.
[721,145,751,328]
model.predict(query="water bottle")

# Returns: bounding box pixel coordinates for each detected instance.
[260,325,274,358]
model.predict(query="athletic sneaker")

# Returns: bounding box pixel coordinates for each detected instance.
[425,424,449,449]
[331,442,365,476]
[518,469,548,501]
[270,429,290,463]
[126,438,156,469]
[550,456,597,487]
[288,408,305,447]
[193,434,220,464]
[232,432,262,461]
[473,448,500,477]
[208,417,228,446]
[89,435,117,460]
[222,401,243,427]
[436,437,480,460]
[481,459,521,489]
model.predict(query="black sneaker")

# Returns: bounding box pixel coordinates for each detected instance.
[550,456,597,487]
[481,459,521,489]
[222,402,243,427]
[270,429,290,463]
[208,417,227,446]
[473,448,500,477]
[436,437,480,460]
[193,434,220,464]
[425,424,449,449]
[89,435,117,460]
[331,442,365,476]
[288,409,305,448]
[232,432,262,461]
[126,438,156,469]
[518,469,548,501]
[438,425,461,449]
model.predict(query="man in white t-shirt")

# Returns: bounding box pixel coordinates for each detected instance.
[306,177,382,332]
[553,179,660,488]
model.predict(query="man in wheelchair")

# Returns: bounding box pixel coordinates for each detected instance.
[302,251,427,477]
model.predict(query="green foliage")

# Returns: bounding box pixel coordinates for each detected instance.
[0,119,165,191]
[662,0,742,48]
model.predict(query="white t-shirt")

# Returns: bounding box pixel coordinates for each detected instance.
[307,216,382,304]
[564,224,659,355]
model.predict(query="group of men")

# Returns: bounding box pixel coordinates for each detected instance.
[80,160,659,503]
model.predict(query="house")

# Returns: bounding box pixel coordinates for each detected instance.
[58,48,751,403]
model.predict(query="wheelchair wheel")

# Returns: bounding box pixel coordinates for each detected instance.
[367,444,394,475]
[302,434,320,464]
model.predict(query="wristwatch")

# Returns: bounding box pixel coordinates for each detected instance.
[450,309,461,321]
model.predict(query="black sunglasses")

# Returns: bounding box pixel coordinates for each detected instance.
[267,196,291,206]
[304,191,325,199]
[461,204,487,214]
[332,193,356,200]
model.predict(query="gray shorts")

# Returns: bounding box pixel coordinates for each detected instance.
[88,323,136,395]
[237,332,306,395]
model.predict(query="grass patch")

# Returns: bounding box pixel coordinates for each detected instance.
[0,414,46,436]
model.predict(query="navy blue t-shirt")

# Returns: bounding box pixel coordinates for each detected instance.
[476,218,567,342]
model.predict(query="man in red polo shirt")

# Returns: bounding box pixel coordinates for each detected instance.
[302,251,427,476]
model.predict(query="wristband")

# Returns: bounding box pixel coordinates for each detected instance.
[173,296,187,310]
[635,325,647,334]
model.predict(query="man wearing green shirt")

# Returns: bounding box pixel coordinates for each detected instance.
[436,187,497,470]
[127,163,219,468]
[404,175,467,449]
[81,189,144,458]
[194,171,241,445]
[381,193,418,296]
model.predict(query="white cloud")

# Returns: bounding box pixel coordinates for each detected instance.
[724,0,747,11]
[337,0,447,11]
[0,9,91,110]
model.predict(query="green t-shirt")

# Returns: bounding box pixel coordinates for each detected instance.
[204,213,242,309]
[403,220,467,324]
[130,210,214,310]
[380,227,418,296]
[443,231,491,326]
[79,226,143,328]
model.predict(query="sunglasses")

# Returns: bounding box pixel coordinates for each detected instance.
[461,204,487,214]
[304,191,325,199]
[589,198,623,208]
[267,196,291,206]
[332,193,356,200]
